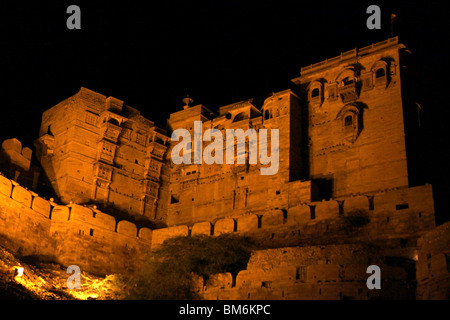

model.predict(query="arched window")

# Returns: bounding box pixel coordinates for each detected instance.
[264,109,272,120]
[107,118,120,126]
[311,88,320,98]
[233,112,248,123]
[342,77,354,86]
[375,68,386,78]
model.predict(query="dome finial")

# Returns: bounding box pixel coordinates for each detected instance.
[182,95,194,110]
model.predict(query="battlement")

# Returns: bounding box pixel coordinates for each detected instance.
[0,173,152,275]
[299,37,402,75]
[152,184,435,249]
[1,37,446,299]
[0,171,436,276]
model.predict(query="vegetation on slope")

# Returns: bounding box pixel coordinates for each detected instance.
[124,234,255,300]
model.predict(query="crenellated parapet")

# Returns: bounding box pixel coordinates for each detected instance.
[149,184,435,250]
[0,173,152,275]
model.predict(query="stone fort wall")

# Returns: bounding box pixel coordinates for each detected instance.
[2,171,446,300]
[0,173,152,276]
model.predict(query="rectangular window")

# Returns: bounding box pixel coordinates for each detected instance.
[296,266,307,281]
[310,206,316,220]
[136,133,146,146]
[121,128,132,140]
[85,111,98,126]
[396,203,409,210]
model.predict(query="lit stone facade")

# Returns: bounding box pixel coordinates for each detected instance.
[34,88,169,222]
[0,37,445,300]
[34,37,423,228]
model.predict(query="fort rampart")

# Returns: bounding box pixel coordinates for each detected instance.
[1,171,446,300]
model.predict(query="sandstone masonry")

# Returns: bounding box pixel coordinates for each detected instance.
[0,37,448,299]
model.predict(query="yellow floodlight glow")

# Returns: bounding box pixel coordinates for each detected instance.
[15,267,24,277]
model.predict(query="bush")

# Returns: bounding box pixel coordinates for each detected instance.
[123,234,254,300]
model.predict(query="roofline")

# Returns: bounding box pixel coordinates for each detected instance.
[293,37,405,80]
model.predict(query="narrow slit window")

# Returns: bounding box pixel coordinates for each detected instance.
[310,206,316,220]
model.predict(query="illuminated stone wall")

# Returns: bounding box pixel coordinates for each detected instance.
[34,87,169,225]
[34,38,422,229]
[1,37,445,299]
[292,37,411,198]
[0,173,151,276]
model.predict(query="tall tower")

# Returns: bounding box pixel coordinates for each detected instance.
[291,37,414,199]
[34,87,169,223]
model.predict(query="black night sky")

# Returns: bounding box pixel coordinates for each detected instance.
[1,1,449,222]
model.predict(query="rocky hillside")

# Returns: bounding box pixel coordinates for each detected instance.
[0,244,125,300]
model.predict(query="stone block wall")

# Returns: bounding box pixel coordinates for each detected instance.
[0,172,444,298]
[198,245,412,300]
[416,222,450,299]
[0,173,152,276]
[159,185,435,252]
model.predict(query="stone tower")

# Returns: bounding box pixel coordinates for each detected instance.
[292,37,416,199]
[34,87,170,223]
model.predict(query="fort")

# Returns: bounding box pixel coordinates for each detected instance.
[0,36,449,299]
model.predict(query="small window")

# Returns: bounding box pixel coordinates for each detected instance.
[396,203,409,210]
[170,194,179,204]
[310,206,315,220]
[344,115,353,127]
[264,109,272,120]
[375,68,386,78]
[136,133,146,146]
[85,111,98,126]
[342,77,354,86]
[296,266,306,280]
[89,228,94,236]
[108,118,120,126]
[311,88,320,98]
[233,112,248,123]
[368,196,374,210]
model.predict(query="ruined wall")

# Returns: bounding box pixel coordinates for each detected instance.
[416,222,450,299]
[197,244,413,300]
[150,184,437,299]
